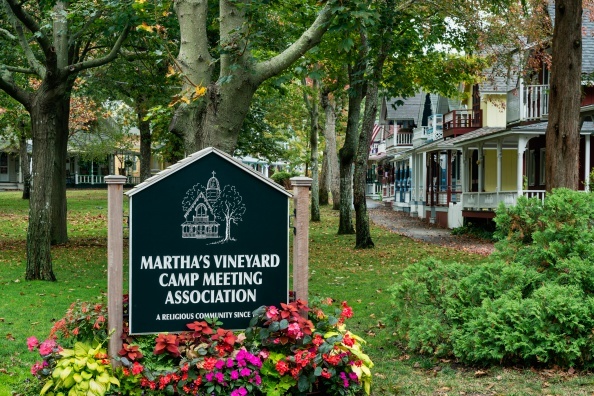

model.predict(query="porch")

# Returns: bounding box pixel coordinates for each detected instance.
[462,190,546,210]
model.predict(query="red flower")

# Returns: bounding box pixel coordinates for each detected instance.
[202,357,218,371]
[343,333,355,347]
[131,361,144,375]
[275,360,289,375]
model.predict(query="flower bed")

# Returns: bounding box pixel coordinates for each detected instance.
[27,297,373,395]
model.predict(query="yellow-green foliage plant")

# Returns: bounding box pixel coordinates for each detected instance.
[40,341,119,396]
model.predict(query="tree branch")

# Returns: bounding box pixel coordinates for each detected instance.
[67,26,130,74]
[68,10,103,46]
[4,65,36,74]
[253,3,335,84]
[0,66,33,110]
[0,27,16,40]
[3,0,52,56]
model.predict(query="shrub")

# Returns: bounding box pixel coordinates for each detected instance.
[270,171,299,189]
[390,189,594,367]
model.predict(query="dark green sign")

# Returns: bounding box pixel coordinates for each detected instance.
[126,148,290,334]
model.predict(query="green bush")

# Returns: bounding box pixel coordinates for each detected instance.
[390,189,594,367]
[270,171,300,189]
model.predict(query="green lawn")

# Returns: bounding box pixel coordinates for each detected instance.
[1,190,594,395]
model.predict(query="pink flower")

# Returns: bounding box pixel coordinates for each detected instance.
[38,339,56,356]
[266,306,279,319]
[240,367,251,377]
[27,336,39,351]
[287,323,303,339]
[30,361,43,375]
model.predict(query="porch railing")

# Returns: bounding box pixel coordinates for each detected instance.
[462,190,546,209]
[443,109,482,137]
[385,131,413,148]
[506,84,549,124]
[412,127,430,148]
[68,174,141,186]
[426,186,462,206]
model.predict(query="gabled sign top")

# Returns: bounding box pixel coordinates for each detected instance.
[126,147,292,198]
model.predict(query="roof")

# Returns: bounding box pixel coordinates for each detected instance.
[479,72,517,93]
[548,1,594,74]
[126,147,292,198]
[415,127,507,152]
[383,92,458,127]
[0,139,32,154]
[384,93,427,125]
[512,121,594,133]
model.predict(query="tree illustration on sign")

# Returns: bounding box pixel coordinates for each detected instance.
[213,185,246,243]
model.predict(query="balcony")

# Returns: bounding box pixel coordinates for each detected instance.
[443,109,482,138]
[385,132,413,148]
[506,84,549,124]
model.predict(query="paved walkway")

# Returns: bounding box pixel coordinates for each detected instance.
[367,199,495,256]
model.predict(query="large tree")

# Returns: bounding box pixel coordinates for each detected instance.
[545,0,582,190]
[0,0,132,280]
[169,0,340,154]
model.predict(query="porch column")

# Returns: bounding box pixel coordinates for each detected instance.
[461,147,468,193]
[517,137,528,196]
[419,153,428,203]
[478,143,484,192]
[447,150,452,203]
[585,134,591,191]
[496,139,503,192]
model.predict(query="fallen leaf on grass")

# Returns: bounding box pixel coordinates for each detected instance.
[6,333,15,341]
[437,387,451,392]
[398,354,410,361]
[474,370,488,377]
[374,373,386,379]
[486,383,495,390]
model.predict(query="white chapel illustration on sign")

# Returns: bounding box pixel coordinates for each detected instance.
[181,171,246,243]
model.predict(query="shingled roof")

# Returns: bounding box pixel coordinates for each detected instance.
[548,1,594,75]
[383,92,450,127]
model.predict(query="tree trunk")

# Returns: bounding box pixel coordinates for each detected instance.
[305,78,321,221]
[545,0,582,191]
[138,104,152,182]
[337,62,365,235]
[27,84,66,281]
[321,90,340,210]
[19,129,31,200]
[170,0,335,155]
[354,81,379,249]
[320,151,329,205]
[50,93,70,245]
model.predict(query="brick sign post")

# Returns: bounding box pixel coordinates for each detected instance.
[125,147,291,334]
